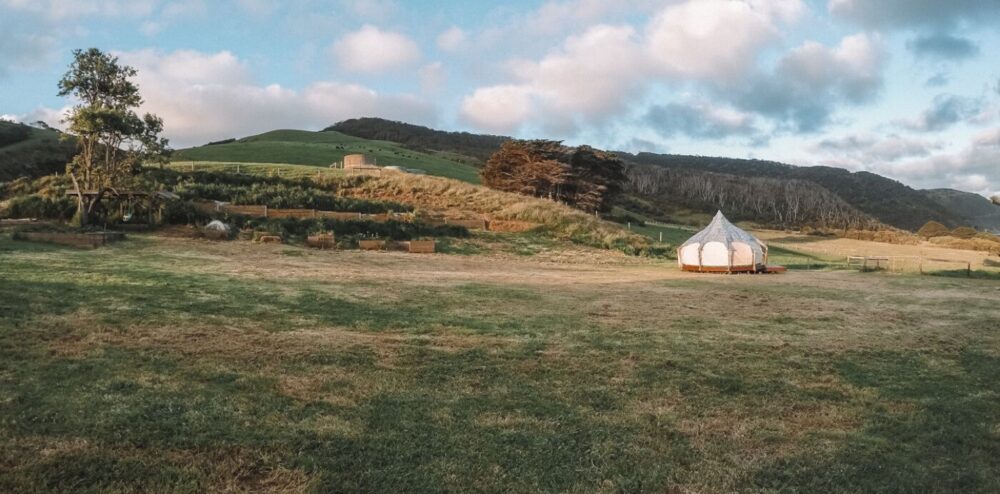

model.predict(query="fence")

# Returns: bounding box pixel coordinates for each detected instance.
[847,255,972,276]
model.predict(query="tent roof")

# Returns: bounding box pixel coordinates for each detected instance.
[681,211,765,249]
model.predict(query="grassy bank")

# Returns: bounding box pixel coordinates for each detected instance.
[1,235,998,492]
[172,130,482,183]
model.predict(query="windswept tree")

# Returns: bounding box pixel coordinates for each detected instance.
[59,48,170,225]
[481,140,624,212]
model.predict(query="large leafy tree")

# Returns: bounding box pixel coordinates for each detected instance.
[481,140,623,213]
[59,48,170,225]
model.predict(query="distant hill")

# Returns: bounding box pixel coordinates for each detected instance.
[325,118,508,164]
[173,129,482,183]
[614,153,958,232]
[921,189,1000,233]
[0,121,76,182]
[178,119,991,232]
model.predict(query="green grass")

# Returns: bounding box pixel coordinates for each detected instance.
[173,130,481,184]
[1,235,998,492]
[627,222,694,246]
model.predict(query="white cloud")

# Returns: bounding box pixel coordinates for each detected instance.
[811,133,941,169]
[418,62,446,93]
[459,24,646,133]
[93,49,437,146]
[0,31,57,77]
[460,85,535,133]
[0,0,158,20]
[646,0,804,82]
[339,0,399,20]
[4,106,70,129]
[436,27,466,52]
[331,25,421,74]
[458,0,824,134]
[859,127,1000,195]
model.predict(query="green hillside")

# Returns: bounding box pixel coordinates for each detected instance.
[173,129,481,184]
[0,121,76,182]
[326,118,508,164]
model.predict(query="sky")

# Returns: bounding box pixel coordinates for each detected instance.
[1,0,998,197]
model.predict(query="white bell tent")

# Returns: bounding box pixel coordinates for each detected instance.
[678,211,768,273]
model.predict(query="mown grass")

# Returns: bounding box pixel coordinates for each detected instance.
[1,235,999,493]
[172,130,481,184]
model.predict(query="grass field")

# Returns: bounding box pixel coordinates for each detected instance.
[172,130,482,184]
[2,234,998,492]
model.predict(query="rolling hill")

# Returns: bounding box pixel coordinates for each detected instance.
[921,189,1000,233]
[619,153,957,231]
[330,118,991,232]
[0,121,76,182]
[173,129,482,183]
[325,118,507,164]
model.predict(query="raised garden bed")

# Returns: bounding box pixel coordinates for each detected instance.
[359,239,386,251]
[13,231,125,249]
[306,233,336,249]
[408,240,436,254]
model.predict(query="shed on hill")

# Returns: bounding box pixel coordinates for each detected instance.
[678,211,768,273]
[342,154,378,169]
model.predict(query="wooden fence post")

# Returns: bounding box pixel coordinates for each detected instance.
[263,205,268,218]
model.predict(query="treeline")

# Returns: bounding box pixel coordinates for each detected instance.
[326,118,506,163]
[626,165,880,229]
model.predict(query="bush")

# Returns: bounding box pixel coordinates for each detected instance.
[1,194,76,220]
[950,226,979,239]
[143,169,410,213]
[917,220,950,238]
[226,216,469,242]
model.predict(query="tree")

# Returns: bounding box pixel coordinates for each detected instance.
[481,140,624,213]
[482,140,569,201]
[59,48,170,225]
[992,195,999,206]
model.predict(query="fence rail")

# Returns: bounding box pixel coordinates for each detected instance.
[846,255,972,276]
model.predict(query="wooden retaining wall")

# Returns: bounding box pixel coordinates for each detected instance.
[486,219,540,233]
[306,233,336,249]
[215,205,411,223]
[14,232,125,249]
[407,240,435,254]
[359,239,386,250]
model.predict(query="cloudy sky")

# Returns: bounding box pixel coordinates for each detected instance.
[1,0,998,196]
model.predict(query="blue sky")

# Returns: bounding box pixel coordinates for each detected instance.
[1,0,998,196]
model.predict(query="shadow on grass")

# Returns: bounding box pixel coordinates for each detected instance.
[750,350,1000,493]
[926,269,1000,281]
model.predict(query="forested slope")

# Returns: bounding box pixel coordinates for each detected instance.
[0,121,76,182]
